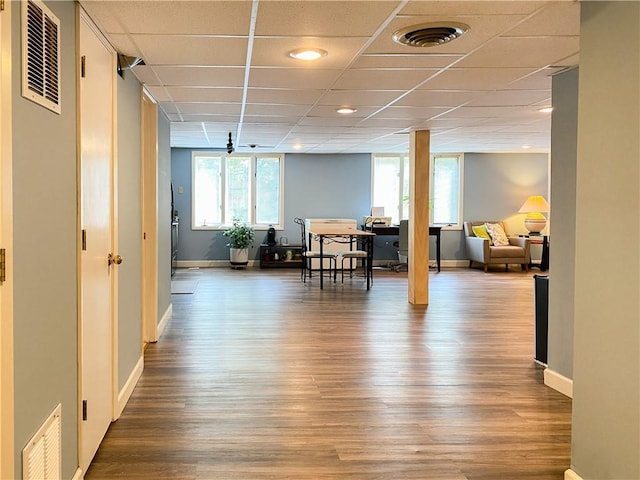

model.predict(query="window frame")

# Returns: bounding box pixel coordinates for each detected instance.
[371,152,463,230]
[191,151,284,231]
[429,153,464,230]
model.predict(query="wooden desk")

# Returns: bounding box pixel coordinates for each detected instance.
[366,224,442,272]
[309,228,376,290]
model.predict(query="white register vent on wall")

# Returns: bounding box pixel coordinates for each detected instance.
[22,0,61,114]
[22,403,62,480]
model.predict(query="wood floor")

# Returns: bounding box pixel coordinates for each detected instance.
[86,267,571,480]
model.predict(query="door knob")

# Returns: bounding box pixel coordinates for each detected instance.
[108,253,123,266]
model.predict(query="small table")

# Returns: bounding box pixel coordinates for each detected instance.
[366,224,442,272]
[528,235,549,271]
[308,228,376,290]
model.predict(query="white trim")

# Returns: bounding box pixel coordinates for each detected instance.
[544,368,573,398]
[115,355,143,419]
[176,260,259,269]
[565,469,583,480]
[157,303,172,340]
[71,467,84,480]
[0,1,14,478]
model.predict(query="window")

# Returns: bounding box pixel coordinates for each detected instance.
[430,154,463,227]
[372,153,463,228]
[192,152,283,229]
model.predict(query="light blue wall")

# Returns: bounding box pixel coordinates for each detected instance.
[158,112,172,321]
[548,68,578,380]
[117,71,143,389]
[11,2,78,478]
[571,2,639,477]
[171,149,372,261]
[172,149,549,263]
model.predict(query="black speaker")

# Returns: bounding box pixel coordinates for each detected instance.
[267,227,276,245]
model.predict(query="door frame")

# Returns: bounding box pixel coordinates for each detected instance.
[0,2,14,478]
[76,5,119,471]
[141,88,158,344]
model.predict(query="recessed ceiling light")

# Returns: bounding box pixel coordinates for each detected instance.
[293,143,303,150]
[539,107,554,113]
[288,48,328,61]
[522,144,533,149]
[336,107,357,114]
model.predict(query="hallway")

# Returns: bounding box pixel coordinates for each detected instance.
[86,267,571,479]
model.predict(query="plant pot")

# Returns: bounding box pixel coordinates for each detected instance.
[229,247,249,266]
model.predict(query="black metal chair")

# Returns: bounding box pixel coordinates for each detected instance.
[335,238,369,283]
[293,218,337,283]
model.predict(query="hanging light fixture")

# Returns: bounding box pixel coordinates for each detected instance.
[227,132,234,154]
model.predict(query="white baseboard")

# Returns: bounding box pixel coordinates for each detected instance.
[176,260,258,268]
[115,355,143,419]
[544,368,573,398]
[157,303,172,340]
[71,467,83,480]
[565,469,583,480]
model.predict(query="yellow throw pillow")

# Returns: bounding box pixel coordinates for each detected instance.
[485,222,510,246]
[472,224,493,245]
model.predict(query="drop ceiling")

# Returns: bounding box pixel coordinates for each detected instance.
[80,0,580,154]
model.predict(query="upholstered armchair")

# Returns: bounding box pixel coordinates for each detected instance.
[464,221,531,272]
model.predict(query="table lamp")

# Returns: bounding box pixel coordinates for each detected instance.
[519,195,550,235]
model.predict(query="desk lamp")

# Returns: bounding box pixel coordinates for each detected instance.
[519,195,550,235]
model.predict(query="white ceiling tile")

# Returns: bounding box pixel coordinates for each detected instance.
[332,69,439,90]
[164,87,244,103]
[393,90,482,107]
[455,37,580,68]
[78,0,581,153]
[353,54,463,69]
[246,88,325,105]
[466,90,551,107]
[505,2,581,37]
[249,68,342,89]
[371,106,450,120]
[244,103,311,116]
[150,66,245,87]
[133,35,248,66]
[319,90,405,107]
[254,1,400,36]
[176,103,241,115]
[418,67,539,90]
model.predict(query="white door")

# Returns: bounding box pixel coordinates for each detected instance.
[0,3,15,478]
[78,9,116,471]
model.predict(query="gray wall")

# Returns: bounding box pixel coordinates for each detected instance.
[158,112,172,320]
[172,150,549,263]
[171,150,372,261]
[11,2,78,478]
[117,72,143,388]
[571,2,639,478]
[548,68,578,380]
[460,152,549,261]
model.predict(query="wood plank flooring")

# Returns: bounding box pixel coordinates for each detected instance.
[86,267,571,480]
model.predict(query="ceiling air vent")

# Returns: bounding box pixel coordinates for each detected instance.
[392,22,468,48]
[22,0,61,114]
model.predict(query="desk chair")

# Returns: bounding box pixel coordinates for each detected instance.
[394,219,409,272]
[293,217,336,283]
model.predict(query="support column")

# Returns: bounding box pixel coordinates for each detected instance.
[408,130,430,305]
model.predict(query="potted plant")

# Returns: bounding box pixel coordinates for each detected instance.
[223,219,255,267]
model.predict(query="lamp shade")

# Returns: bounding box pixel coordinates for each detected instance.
[519,195,550,213]
[519,196,550,234]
